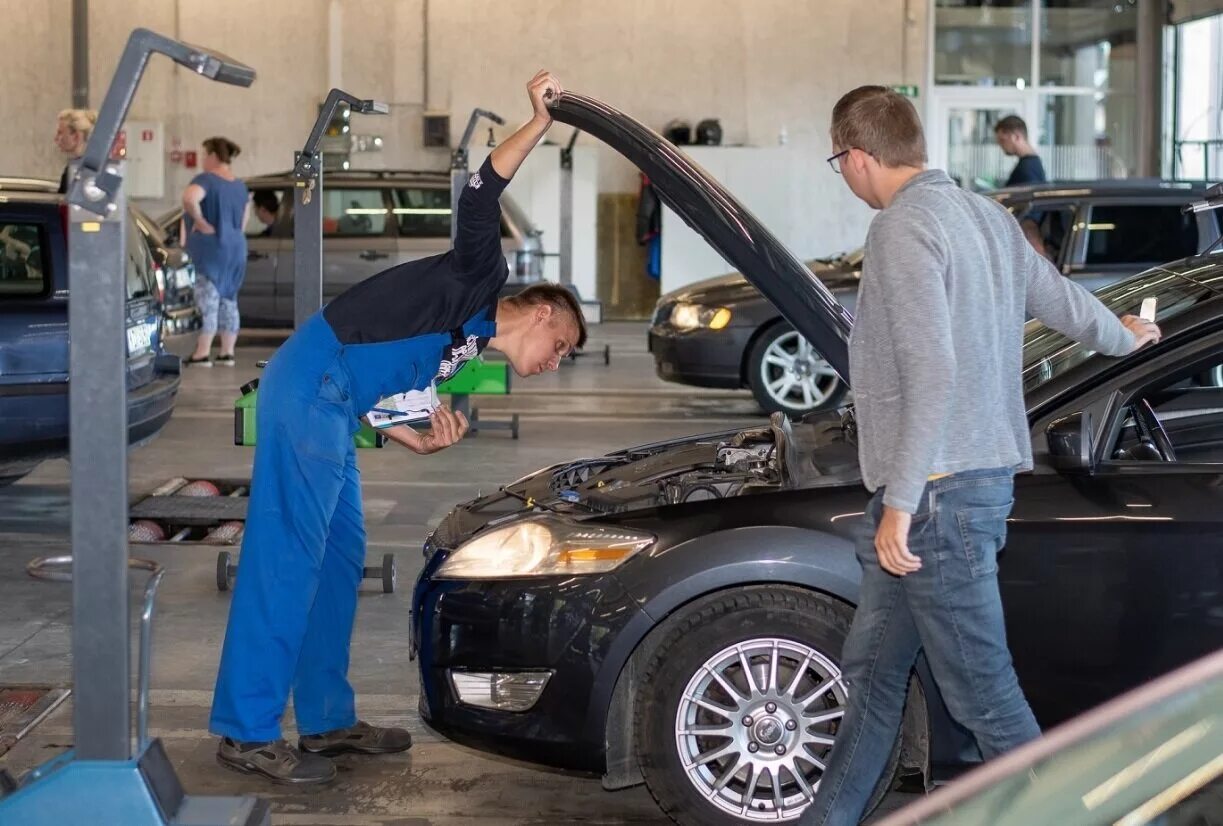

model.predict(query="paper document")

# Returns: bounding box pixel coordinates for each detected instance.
[366,384,441,429]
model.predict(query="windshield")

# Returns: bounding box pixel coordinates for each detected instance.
[1022,267,1219,393]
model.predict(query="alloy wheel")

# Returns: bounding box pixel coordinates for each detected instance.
[674,637,848,821]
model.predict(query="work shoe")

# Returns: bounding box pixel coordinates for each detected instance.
[216,737,336,785]
[299,720,413,756]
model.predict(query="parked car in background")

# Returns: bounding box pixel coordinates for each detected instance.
[157,168,545,326]
[0,189,180,486]
[131,205,199,335]
[412,94,1223,826]
[651,179,1220,418]
[877,650,1223,826]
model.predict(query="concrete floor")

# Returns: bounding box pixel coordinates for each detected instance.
[0,322,912,824]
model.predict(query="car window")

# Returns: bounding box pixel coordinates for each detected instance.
[1014,204,1075,266]
[323,188,387,237]
[0,220,47,297]
[126,217,155,301]
[246,187,287,239]
[1022,269,1218,394]
[1084,205,1200,266]
[393,186,451,238]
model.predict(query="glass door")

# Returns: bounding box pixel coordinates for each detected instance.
[930,90,1034,191]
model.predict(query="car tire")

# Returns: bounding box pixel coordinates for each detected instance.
[747,323,846,419]
[634,586,902,825]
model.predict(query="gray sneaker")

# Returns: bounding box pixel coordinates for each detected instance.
[216,737,336,785]
[299,720,413,756]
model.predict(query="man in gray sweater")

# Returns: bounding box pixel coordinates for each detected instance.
[800,87,1162,826]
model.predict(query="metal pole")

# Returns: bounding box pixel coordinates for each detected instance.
[72,0,89,107]
[1136,0,1166,177]
[291,91,387,328]
[559,130,578,287]
[293,152,323,329]
[65,26,255,763]
[68,159,130,760]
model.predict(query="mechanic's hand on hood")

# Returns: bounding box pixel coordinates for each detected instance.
[1120,315,1162,352]
[528,70,563,122]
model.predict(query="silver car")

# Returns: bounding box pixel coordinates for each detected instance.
[159,169,543,326]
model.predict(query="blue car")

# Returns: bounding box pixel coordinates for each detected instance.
[0,186,181,485]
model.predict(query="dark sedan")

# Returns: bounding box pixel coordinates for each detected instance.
[0,191,180,485]
[412,92,1223,826]
[652,180,1218,419]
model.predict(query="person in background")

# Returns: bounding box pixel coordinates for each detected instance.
[181,137,250,367]
[54,108,98,194]
[995,116,1051,258]
[252,190,280,237]
[995,115,1047,187]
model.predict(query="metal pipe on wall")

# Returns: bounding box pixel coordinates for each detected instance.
[1135,0,1167,176]
[71,0,88,107]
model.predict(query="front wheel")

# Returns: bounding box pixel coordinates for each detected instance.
[747,323,846,419]
[635,587,903,825]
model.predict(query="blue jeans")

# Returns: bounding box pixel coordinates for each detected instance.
[800,469,1041,825]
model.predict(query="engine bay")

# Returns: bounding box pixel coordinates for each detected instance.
[533,410,862,515]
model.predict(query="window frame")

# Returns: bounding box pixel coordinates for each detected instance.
[320,185,394,239]
[0,218,53,301]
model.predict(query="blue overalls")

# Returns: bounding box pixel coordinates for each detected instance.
[209,306,497,742]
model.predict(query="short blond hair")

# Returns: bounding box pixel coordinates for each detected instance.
[57,108,98,141]
[831,86,926,169]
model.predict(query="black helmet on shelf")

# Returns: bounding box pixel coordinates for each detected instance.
[696,118,723,146]
[663,119,692,145]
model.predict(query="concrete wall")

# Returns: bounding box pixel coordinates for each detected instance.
[0,0,927,259]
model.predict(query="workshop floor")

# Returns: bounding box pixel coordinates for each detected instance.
[0,323,913,824]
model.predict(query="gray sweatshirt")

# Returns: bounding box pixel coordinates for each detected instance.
[850,170,1134,513]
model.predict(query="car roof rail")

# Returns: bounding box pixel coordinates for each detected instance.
[249,168,449,183]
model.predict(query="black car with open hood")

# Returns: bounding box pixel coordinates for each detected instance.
[411,93,1223,826]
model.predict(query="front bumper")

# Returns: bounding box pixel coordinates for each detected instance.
[648,323,750,389]
[412,540,650,772]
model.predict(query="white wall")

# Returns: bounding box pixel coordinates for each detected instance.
[0,0,928,260]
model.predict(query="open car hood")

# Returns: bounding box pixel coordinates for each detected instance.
[549,92,852,383]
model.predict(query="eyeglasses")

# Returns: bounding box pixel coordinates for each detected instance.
[827,149,850,174]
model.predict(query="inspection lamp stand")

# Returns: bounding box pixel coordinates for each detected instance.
[293,88,389,330]
[0,28,268,826]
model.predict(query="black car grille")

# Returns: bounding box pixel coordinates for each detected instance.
[652,302,674,326]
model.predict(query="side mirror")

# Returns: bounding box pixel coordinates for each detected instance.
[1047,411,1096,473]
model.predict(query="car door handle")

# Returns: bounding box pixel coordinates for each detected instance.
[360,250,390,261]
[247,251,269,261]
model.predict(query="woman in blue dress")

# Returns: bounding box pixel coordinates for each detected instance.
[181,136,250,366]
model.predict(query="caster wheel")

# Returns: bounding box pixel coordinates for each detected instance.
[511,414,520,440]
[603,345,611,365]
[216,551,236,592]
[382,554,396,594]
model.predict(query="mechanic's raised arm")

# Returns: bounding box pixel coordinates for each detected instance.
[455,71,561,274]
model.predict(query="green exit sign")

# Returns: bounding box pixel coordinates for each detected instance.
[891,84,919,98]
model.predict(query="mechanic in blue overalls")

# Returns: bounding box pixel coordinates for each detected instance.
[210,71,588,784]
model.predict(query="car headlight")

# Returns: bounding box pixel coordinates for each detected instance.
[435,519,655,579]
[670,302,732,331]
